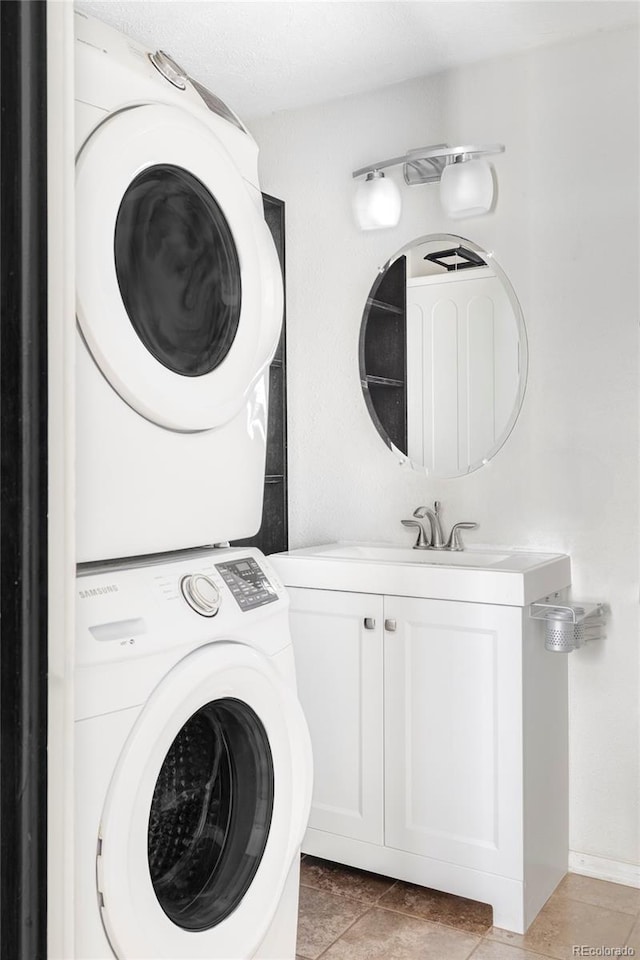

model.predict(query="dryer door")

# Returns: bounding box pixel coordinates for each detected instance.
[76,104,282,431]
[98,642,312,960]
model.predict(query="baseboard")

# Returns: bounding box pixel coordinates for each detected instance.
[569,851,640,888]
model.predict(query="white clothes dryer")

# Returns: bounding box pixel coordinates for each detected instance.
[74,547,312,960]
[74,12,283,562]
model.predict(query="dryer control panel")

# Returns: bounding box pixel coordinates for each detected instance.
[215,557,278,611]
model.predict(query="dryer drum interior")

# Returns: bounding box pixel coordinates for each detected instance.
[147,697,274,931]
[114,164,242,378]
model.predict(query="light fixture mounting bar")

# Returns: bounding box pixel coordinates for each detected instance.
[352,142,505,183]
[352,151,422,179]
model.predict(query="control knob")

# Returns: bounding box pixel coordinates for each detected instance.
[180,574,221,618]
[149,50,188,90]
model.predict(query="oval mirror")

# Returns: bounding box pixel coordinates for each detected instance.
[359,234,528,478]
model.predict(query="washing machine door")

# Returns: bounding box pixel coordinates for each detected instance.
[76,103,283,431]
[97,641,312,960]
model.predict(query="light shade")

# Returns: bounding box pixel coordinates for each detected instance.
[353,171,401,230]
[440,158,494,219]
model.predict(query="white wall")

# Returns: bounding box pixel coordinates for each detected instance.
[251,27,640,877]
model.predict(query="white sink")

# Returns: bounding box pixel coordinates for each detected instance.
[315,544,512,567]
[270,541,571,606]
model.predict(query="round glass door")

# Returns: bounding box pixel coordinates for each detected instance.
[76,104,283,431]
[115,165,242,378]
[96,641,312,960]
[147,698,274,931]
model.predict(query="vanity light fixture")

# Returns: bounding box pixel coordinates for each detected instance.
[352,170,402,230]
[351,143,504,229]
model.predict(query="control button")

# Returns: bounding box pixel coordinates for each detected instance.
[149,50,188,90]
[180,574,221,618]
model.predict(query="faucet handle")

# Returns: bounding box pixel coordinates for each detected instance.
[402,519,431,549]
[446,522,478,552]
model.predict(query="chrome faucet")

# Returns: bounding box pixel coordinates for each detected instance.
[413,501,445,548]
[401,519,430,549]
[402,501,478,551]
[446,522,479,551]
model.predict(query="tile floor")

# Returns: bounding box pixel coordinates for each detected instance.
[296,856,640,960]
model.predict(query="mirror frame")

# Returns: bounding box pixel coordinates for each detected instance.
[359,234,529,477]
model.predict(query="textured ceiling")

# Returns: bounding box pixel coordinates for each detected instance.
[76,1,639,120]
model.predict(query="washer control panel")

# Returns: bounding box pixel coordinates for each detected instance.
[180,573,221,618]
[215,557,278,611]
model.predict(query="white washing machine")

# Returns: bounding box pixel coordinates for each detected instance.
[74,11,283,562]
[75,547,312,959]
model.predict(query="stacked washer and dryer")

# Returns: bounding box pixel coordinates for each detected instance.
[74,11,312,960]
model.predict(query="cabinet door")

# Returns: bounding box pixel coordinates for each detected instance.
[288,587,384,844]
[384,596,523,878]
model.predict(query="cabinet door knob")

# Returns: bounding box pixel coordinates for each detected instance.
[363,617,376,630]
[384,619,397,632]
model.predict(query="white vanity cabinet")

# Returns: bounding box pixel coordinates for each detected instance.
[382,595,523,880]
[289,588,384,845]
[285,580,569,935]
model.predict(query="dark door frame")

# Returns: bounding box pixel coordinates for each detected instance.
[0,2,49,958]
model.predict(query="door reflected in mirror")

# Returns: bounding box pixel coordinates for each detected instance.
[359,235,528,478]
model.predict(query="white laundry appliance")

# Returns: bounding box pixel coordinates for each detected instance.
[75,547,312,960]
[74,11,283,562]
